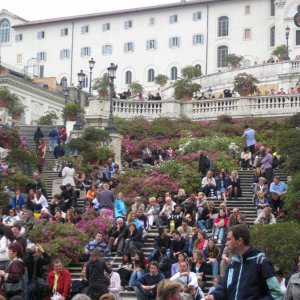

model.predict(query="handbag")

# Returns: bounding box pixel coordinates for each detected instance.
[29,257,51,297]
[3,280,23,296]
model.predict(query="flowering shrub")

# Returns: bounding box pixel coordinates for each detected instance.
[76,210,114,239]
[26,222,89,266]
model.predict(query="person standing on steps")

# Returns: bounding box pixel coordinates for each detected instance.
[33,126,44,153]
[37,138,46,173]
[204,224,282,300]
[48,126,59,153]
[242,125,256,158]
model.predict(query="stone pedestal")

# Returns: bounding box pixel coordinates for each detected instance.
[109,132,123,166]
[52,178,63,196]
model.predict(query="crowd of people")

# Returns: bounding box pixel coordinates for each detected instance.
[0,122,298,300]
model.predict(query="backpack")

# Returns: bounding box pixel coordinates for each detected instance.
[272,156,278,169]
[50,129,57,137]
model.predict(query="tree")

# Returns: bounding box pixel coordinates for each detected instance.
[172,78,201,100]
[272,44,288,61]
[129,81,144,95]
[37,112,59,125]
[154,74,169,87]
[92,73,111,97]
[0,87,25,115]
[181,65,202,80]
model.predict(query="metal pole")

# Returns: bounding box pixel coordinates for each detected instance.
[89,69,92,95]
[73,85,82,130]
[106,78,116,132]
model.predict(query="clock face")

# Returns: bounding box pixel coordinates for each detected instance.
[294,12,300,27]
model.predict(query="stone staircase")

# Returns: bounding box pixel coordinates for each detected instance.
[18,125,60,196]
[16,128,287,299]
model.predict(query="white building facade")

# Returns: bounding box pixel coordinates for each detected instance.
[0,0,299,94]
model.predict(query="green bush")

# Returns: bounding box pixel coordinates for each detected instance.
[251,223,300,272]
[37,112,59,125]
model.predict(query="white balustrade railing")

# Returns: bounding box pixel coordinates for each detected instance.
[113,99,163,119]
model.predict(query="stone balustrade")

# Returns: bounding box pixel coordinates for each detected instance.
[85,94,300,125]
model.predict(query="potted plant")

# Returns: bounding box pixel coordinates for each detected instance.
[129,81,144,96]
[181,65,202,79]
[37,111,59,125]
[92,74,111,97]
[225,54,244,69]
[272,44,288,62]
[154,74,169,87]
[172,78,201,100]
[62,103,85,122]
[233,72,259,96]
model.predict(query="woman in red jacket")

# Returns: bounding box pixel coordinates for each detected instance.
[47,258,71,300]
[213,210,229,244]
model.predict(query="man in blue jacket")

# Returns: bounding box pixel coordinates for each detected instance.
[205,224,282,300]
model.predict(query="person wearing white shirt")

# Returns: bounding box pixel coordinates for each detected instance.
[170,260,204,299]
[158,196,176,227]
[107,270,122,300]
[33,190,49,210]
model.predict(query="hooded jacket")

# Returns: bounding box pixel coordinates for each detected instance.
[211,247,282,300]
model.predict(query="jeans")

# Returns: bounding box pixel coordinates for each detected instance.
[198,219,213,231]
[148,249,159,262]
[123,240,143,253]
[48,140,57,152]
[214,227,225,241]
[209,260,219,276]
[129,271,144,287]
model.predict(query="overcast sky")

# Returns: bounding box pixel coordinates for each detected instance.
[2,0,178,21]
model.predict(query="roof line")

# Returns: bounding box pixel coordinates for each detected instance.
[0,9,28,22]
[12,0,222,28]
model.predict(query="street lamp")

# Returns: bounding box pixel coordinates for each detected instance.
[73,70,86,130]
[63,86,69,104]
[105,63,118,132]
[207,87,213,99]
[88,57,96,95]
[285,26,290,61]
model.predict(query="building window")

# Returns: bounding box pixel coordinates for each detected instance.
[60,49,70,59]
[270,26,275,47]
[270,0,275,17]
[195,64,202,74]
[0,18,10,43]
[193,12,201,21]
[193,34,204,45]
[80,47,91,57]
[37,52,47,62]
[102,44,112,55]
[81,25,89,34]
[124,20,133,29]
[39,65,44,78]
[146,39,157,50]
[15,34,23,42]
[149,17,155,25]
[218,16,229,37]
[148,69,155,82]
[37,31,45,39]
[60,28,68,36]
[296,30,300,46]
[244,28,251,40]
[170,66,178,80]
[17,54,22,64]
[124,42,134,53]
[217,45,228,68]
[245,5,251,14]
[169,37,180,48]
[169,15,178,24]
[125,71,132,84]
[102,23,110,31]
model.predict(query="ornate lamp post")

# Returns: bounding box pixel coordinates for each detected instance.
[73,70,86,130]
[88,57,96,95]
[105,63,118,132]
[285,26,290,61]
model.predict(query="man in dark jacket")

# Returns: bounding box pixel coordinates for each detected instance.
[198,150,211,176]
[148,227,171,262]
[204,224,282,300]
[107,218,129,255]
[97,183,114,212]
[23,243,51,299]
[86,248,112,300]
[60,183,77,210]
[135,261,165,300]
[170,230,187,260]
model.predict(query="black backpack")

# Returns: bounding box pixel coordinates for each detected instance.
[272,156,279,169]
